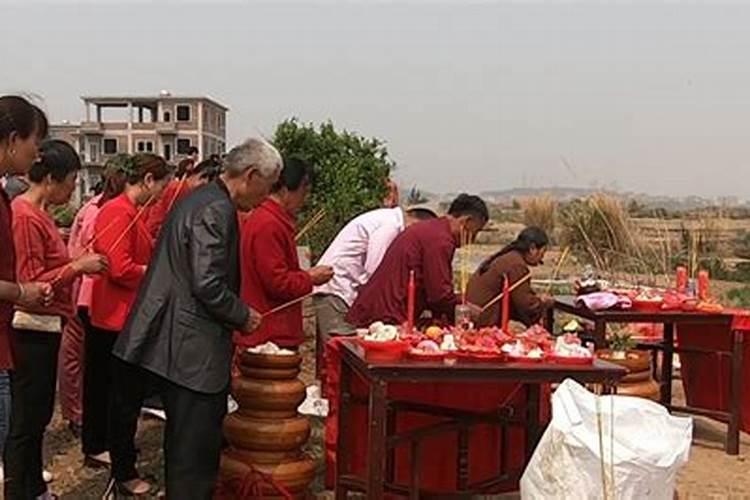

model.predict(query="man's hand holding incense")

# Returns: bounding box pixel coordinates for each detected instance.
[308,265,334,286]
[241,307,263,334]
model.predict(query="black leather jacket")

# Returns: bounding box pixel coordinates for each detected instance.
[113,179,249,394]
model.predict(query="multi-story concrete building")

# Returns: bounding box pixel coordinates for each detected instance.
[49,93,228,204]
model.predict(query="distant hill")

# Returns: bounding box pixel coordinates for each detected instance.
[404,185,749,211]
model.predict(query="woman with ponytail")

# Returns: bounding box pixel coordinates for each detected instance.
[466,226,552,328]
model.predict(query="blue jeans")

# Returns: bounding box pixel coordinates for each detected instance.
[0,370,10,457]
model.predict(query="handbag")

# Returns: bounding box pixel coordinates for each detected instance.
[12,310,63,333]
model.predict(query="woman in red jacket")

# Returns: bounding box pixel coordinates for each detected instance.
[84,153,170,495]
[143,156,221,239]
[6,140,107,500]
[236,158,333,352]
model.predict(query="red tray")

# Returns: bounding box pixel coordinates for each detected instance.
[455,350,505,363]
[550,354,594,365]
[358,339,410,361]
[507,354,547,363]
[631,299,664,312]
[407,348,446,361]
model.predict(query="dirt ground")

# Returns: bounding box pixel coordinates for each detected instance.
[3,377,746,499]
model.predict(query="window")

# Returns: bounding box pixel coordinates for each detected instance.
[176,105,191,122]
[164,143,172,161]
[89,143,99,163]
[103,138,118,155]
[177,138,192,154]
[163,111,171,122]
[137,141,154,153]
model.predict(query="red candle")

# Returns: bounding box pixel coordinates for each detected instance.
[697,270,710,300]
[407,270,416,335]
[675,266,688,292]
[501,275,510,333]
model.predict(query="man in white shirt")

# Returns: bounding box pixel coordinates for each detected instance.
[314,204,437,342]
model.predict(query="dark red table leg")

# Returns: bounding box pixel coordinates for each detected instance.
[660,323,674,407]
[335,359,352,499]
[727,329,744,455]
[545,307,555,333]
[367,379,388,499]
[410,441,421,500]
[594,320,607,348]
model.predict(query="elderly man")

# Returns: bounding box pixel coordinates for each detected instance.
[111,138,281,499]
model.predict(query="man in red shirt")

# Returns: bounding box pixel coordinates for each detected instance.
[237,158,333,350]
[347,194,489,327]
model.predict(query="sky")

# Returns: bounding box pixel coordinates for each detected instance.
[2,1,750,199]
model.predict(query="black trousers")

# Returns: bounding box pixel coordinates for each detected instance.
[108,358,156,482]
[81,321,117,456]
[3,330,61,500]
[161,378,227,500]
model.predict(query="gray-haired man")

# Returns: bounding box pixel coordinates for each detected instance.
[110,138,281,499]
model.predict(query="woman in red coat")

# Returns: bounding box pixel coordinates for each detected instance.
[143,156,221,239]
[84,153,170,496]
[5,140,107,500]
[236,158,333,351]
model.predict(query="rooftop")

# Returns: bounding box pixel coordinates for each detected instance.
[80,94,229,111]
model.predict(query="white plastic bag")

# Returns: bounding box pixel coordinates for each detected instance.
[520,378,692,500]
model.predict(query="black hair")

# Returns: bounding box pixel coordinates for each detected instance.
[190,156,223,181]
[99,153,171,205]
[0,95,48,144]
[28,140,80,183]
[405,208,437,221]
[477,226,549,274]
[187,146,199,156]
[271,157,313,193]
[447,193,489,223]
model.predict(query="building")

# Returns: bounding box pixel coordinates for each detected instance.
[49,93,228,204]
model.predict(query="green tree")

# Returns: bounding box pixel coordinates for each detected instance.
[273,118,393,258]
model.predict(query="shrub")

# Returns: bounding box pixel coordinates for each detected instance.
[273,119,392,259]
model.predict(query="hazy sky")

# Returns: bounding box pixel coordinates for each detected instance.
[2,1,750,198]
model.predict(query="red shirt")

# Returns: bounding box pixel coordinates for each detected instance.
[0,191,15,369]
[91,194,154,332]
[12,197,74,319]
[346,217,459,327]
[236,198,313,348]
[144,179,191,239]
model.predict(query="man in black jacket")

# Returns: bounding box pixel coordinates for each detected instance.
[111,138,282,499]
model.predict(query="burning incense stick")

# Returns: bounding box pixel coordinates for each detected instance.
[261,293,314,318]
[295,208,326,242]
[480,272,532,313]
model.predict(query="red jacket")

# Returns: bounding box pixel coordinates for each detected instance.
[90,194,154,332]
[236,198,312,348]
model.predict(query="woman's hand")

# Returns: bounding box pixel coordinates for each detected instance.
[72,253,109,275]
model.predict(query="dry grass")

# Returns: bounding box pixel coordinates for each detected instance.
[521,195,557,239]
[558,193,662,281]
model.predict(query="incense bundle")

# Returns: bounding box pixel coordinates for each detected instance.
[295,208,326,242]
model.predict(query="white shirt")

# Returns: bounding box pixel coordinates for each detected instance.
[315,207,405,306]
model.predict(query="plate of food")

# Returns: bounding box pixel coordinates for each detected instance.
[631,290,664,312]
[550,334,594,365]
[408,339,446,360]
[358,322,410,360]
